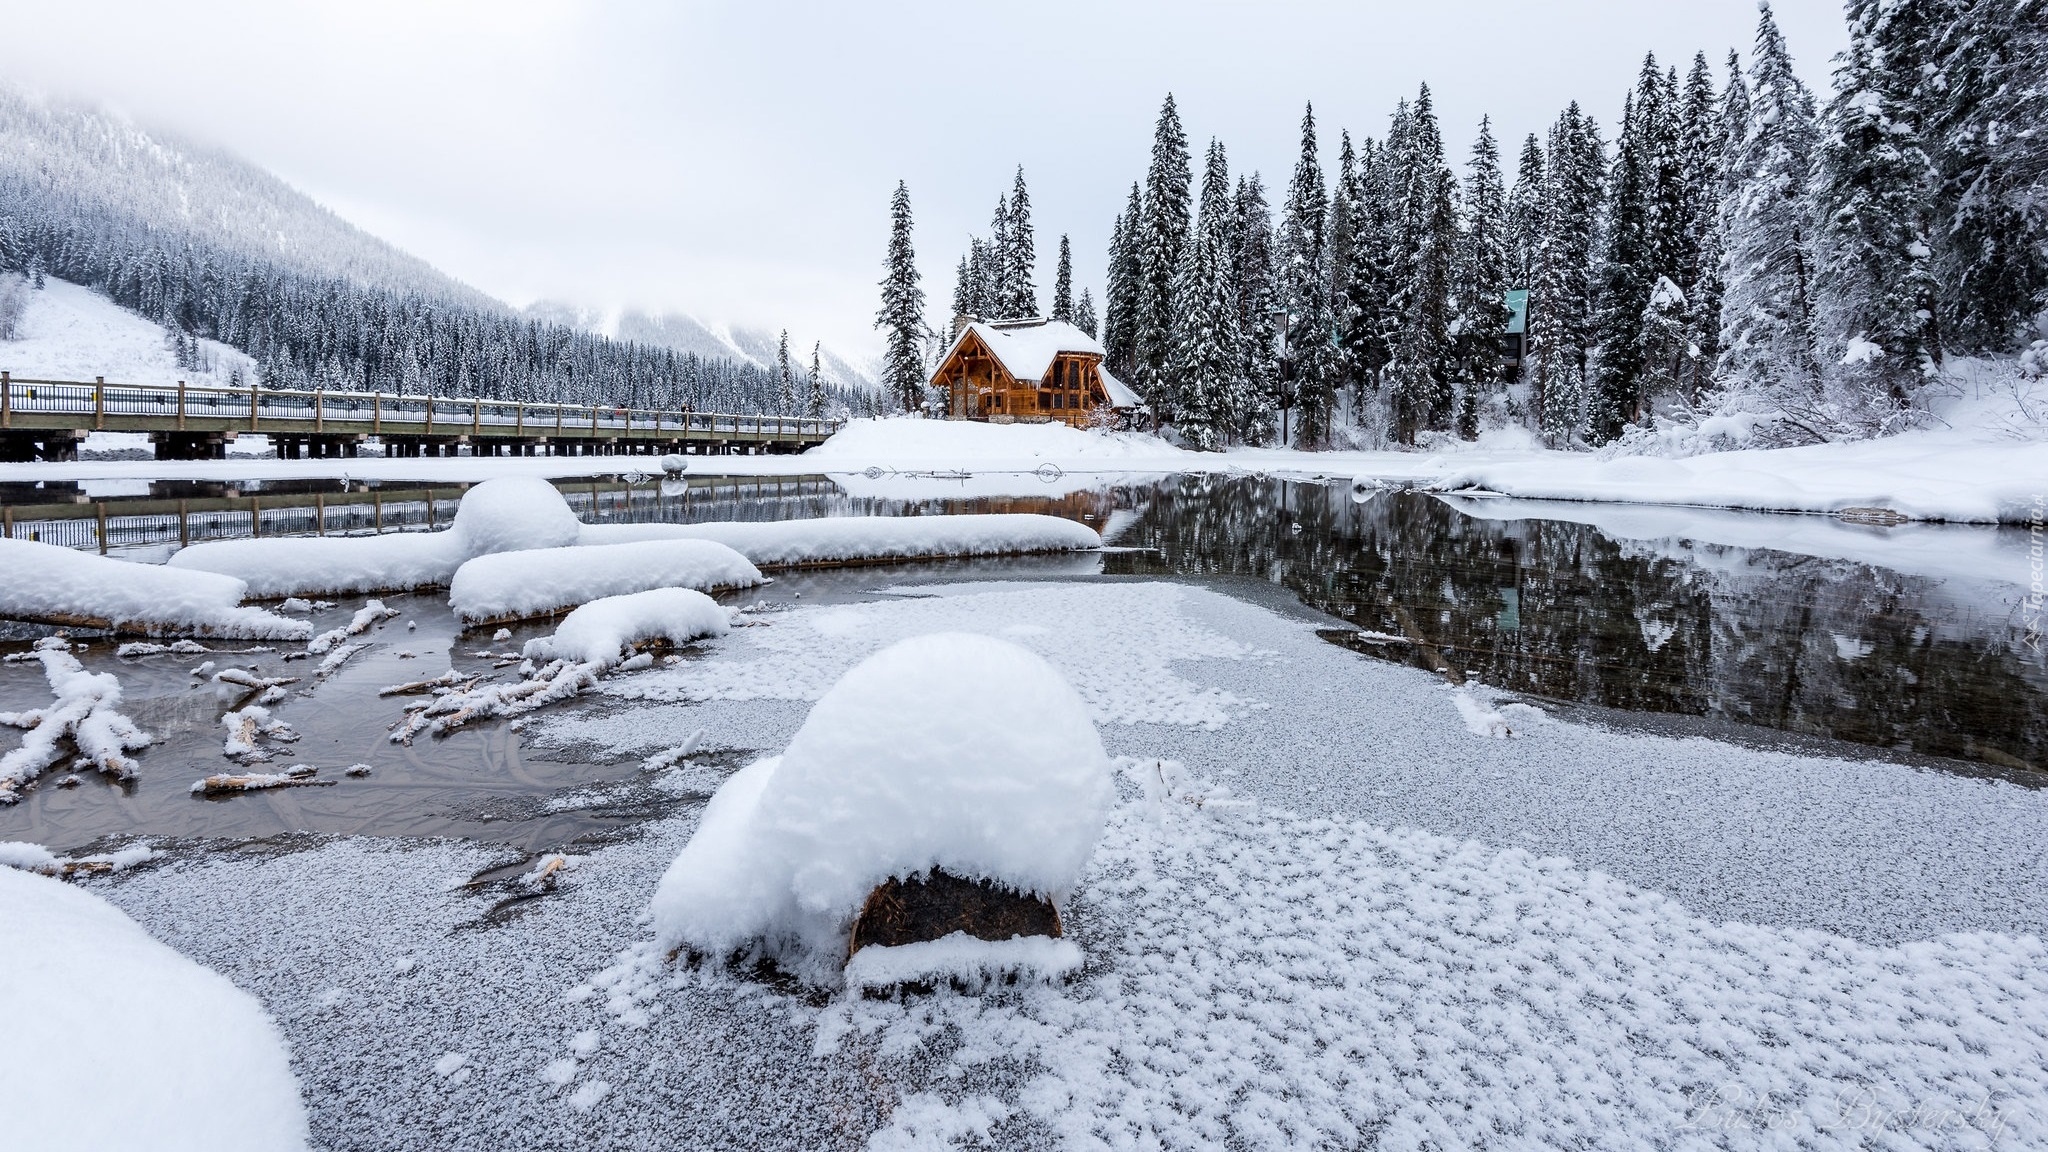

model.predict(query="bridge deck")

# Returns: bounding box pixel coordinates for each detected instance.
[0,374,842,451]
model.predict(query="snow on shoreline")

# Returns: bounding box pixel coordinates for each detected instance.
[448,539,764,624]
[0,539,311,638]
[578,513,1103,568]
[7,407,2042,522]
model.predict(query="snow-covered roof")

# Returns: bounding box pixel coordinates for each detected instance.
[943,319,1106,384]
[1098,365,1140,409]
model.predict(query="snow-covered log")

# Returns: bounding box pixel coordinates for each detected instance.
[651,632,1113,987]
[190,764,334,795]
[0,539,310,640]
[520,588,732,666]
[168,476,583,597]
[0,639,152,803]
[306,600,399,654]
[387,659,597,744]
[221,705,296,762]
[0,866,311,1152]
[447,539,764,625]
[578,513,1102,569]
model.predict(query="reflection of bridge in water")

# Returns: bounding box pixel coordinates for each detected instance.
[0,374,840,460]
[0,475,1124,560]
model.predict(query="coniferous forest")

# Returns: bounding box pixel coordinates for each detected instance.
[888,0,2046,452]
[0,90,875,417]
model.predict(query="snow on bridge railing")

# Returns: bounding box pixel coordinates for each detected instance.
[0,372,845,439]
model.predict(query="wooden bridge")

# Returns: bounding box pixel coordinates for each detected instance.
[0,373,844,461]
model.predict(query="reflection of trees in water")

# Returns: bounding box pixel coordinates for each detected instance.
[1106,475,2044,771]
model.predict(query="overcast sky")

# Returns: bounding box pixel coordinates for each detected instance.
[1,1,1849,362]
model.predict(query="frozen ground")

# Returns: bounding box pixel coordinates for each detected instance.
[50,579,2048,1150]
[0,277,256,386]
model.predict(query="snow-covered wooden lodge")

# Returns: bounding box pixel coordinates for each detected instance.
[930,318,1140,428]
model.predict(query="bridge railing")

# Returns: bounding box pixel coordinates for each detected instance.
[0,374,846,439]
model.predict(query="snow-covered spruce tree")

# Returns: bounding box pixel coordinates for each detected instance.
[875,181,929,413]
[1811,0,1943,422]
[1929,0,2047,352]
[1170,139,1243,449]
[1003,167,1038,317]
[1327,131,1366,418]
[949,255,976,335]
[1074,288,1098,339]
[1506,133,1546,293]
[775,329,794,413]
[1052,234,1074,322]
[1676,51,1728,399]
[807,342,827,418]
[1590,76,1662,444]
[1232,172,1281,444]
[1455,115,1513,437]
[1103,184,1144,381]
[988,195,1013,315]
[1137,95,1193,425]
[1388,84,1459,444]
[1531,103,1605,444]
[1716,3,1824,437]
[1278,104,1333,446]
[1349,135,1401,424]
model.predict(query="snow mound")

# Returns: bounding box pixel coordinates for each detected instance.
[651,633,1113,986]
[0,539,309,639]
[1450,688,1551,738]
[449,540,764,624]
[169,476,584,597]
[578,513,1101,568]
[0,866,310,1152]
[521,588,733,667]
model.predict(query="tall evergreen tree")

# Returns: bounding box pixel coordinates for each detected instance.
[1455,115,1513,436]
[1103,183,1144,380]
[1052,233,1074,321]
[1676,51,1728,398]
[988,195,1013,313]
[1232,173,1281,444]
[1928,0,2048,350]
[875,181,928,413]
[1075,288,1098,339]
[1277,103,1331,445]
[775,329,793,413]
[806,342,827,417]
[1328,131,1369,419]
[1002,167,1038,316]
[1812,0,1943,416]
[1531,103,1606,443]
[1717,3,1823,423]
[1136,95,1193,423]
[1349,136,1401,415]
[1170,139,1243,447]
[1387,84,1459,443]
[950,254,975,330]
[1590,63,1665,444]
[1506,134,1546,291]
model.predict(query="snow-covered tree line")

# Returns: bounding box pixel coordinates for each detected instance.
[1089,0,2047,450]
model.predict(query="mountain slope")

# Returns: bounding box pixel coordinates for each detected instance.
[0,87,498,311]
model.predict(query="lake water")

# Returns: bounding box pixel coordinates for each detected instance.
[2,470,2040,852]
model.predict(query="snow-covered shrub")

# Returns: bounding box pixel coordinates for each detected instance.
[651,632,1114,987]
[0,272,27,340]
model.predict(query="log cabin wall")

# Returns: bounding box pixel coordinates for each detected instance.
[932,329,1115,427]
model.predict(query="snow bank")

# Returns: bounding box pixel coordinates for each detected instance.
[1432,434,2048,524]
[1,639,152,802]
[0,539,309,639]
[579,513,1101,568]
[521,588,732,666]
[652,633,1114,985]
[0,866,310,1152]
[169,476,584,596]
[810,416,1187,465]
[448,540,764,624]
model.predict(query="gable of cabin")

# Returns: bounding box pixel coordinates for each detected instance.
[929,321,1131,428]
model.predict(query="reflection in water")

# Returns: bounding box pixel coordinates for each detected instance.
[2,469,2041,852]
[1100,474,2046,773]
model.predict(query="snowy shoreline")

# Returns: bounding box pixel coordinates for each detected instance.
[9,402,2046,523]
